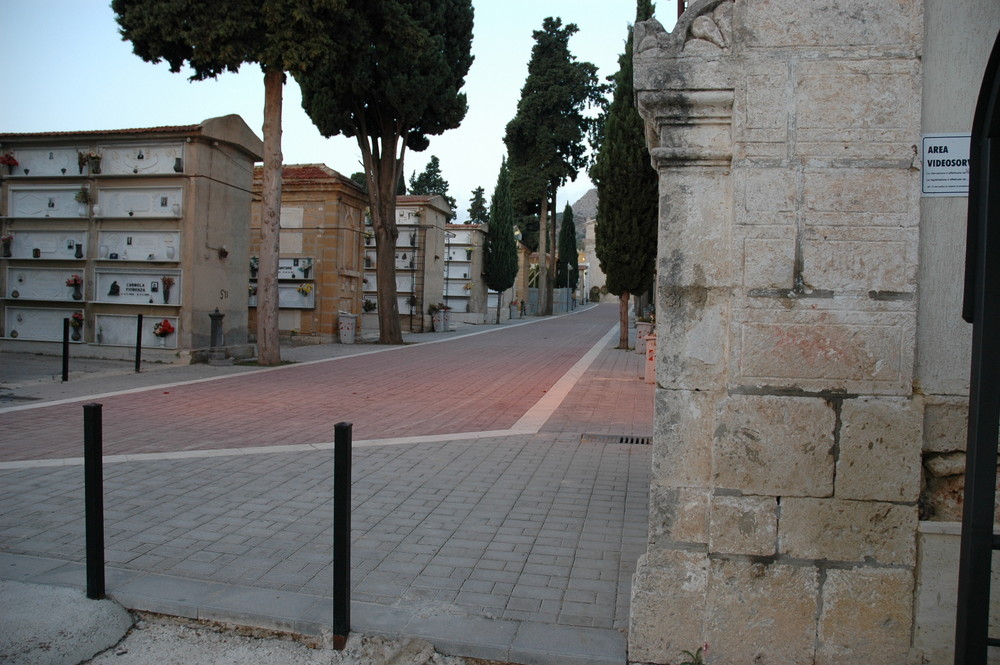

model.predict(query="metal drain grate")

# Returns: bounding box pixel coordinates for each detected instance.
[580,433,652,445]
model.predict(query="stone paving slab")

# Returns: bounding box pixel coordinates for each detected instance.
[0,305,652,665]
[0,554,626,665]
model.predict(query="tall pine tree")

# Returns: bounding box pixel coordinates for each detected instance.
[409,155,457,218]
[504,17,602,316]
[467,187,489,225]
[296,0,473,344]
[113,0,345,365]
[484,158,519,324]
[590,0,658,349]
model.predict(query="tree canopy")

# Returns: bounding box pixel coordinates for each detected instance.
[504,17,603,315]
[409,155,457,219]
[295,0,474,343]
[467,186,489,225]
[112,0,345,364]
[590,0,658,348]
[484,158,519,323]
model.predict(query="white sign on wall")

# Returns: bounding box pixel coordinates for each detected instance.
[921,133,971,197]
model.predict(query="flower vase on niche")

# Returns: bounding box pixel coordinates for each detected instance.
[66,275,83,300]
[161,276,174,304]
[1,237,11,258]
[70,312,83,342]
[74,243,83,259]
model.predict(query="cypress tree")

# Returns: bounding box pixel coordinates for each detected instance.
[590,0,658,349]
[555,203,579,292]
[484,158,519,324]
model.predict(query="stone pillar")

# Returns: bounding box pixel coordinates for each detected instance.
[630,2,923,663]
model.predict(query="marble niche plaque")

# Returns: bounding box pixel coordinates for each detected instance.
[4,306,82,341]
[8,187,87,218]
[93,313,178,348]
[96,187,183,218]
[6,267,87,301]
[98,143,185,176]
[98,231,179,262]
[4,231,86,260]
[95,269,181,305]
[248,283,315,309]
[5,148,82,177]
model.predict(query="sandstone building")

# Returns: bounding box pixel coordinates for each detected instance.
[0,115,261,360]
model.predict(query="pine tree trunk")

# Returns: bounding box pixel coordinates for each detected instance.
[545,189,556,315]
[257,68,283,366]
[360,130,405,345]
[537,195,549,315]
[618,290,631,349]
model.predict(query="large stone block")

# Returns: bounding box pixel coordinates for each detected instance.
[709,495,778,556]
[649,485,710,547]
[741,0,922,50]
[800,225,918,293]
[780,497,917,565]
[923,396,969,453]
[732,303,916,395]
[706,558,818,664]
[796,61,921,134]
[836,396,923,502]
[713,394,835,497]
[656,284,729,390]
[629,548,707,664]
[652,389,716,487]
[816,567,914,665]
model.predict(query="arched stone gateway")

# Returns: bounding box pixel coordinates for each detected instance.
[629,2,1000,663]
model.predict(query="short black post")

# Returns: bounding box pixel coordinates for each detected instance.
[62,318,70,382]
[332,422,352,650]
[134,314,143,373]
[84,403,105,600]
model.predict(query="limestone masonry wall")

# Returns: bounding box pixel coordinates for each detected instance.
[631,1,924,663]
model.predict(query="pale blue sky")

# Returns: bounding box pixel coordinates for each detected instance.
[1,1,678,221]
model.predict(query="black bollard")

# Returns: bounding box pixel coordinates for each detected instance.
[84,403,105,599]
[134,314,143,373]
[62,318,70,382]
[333,422,352,650]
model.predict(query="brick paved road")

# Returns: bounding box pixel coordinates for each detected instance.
[0,304,653,658]
[0,306,633,461]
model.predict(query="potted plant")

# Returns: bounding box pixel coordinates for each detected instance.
[297,283,314,297]
[1,233,12,258]
[69,311,84,342]
[79,151,101,174]
[428,302,451,332]
[65,274,83,300]
[362,299,377,312]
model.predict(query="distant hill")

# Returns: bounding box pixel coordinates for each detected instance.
[570,188,598,221]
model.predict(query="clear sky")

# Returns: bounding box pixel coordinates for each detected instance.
[1,1,678,222]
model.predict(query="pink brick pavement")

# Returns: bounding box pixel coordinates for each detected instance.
[0,304,653,462]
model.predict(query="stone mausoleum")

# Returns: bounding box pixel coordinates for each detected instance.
[0,115,262,360]
[630,1,1000,664]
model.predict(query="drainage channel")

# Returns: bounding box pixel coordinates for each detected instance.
[580,433,652,445]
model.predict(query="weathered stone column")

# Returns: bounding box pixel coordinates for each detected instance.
[630,1,923,663]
